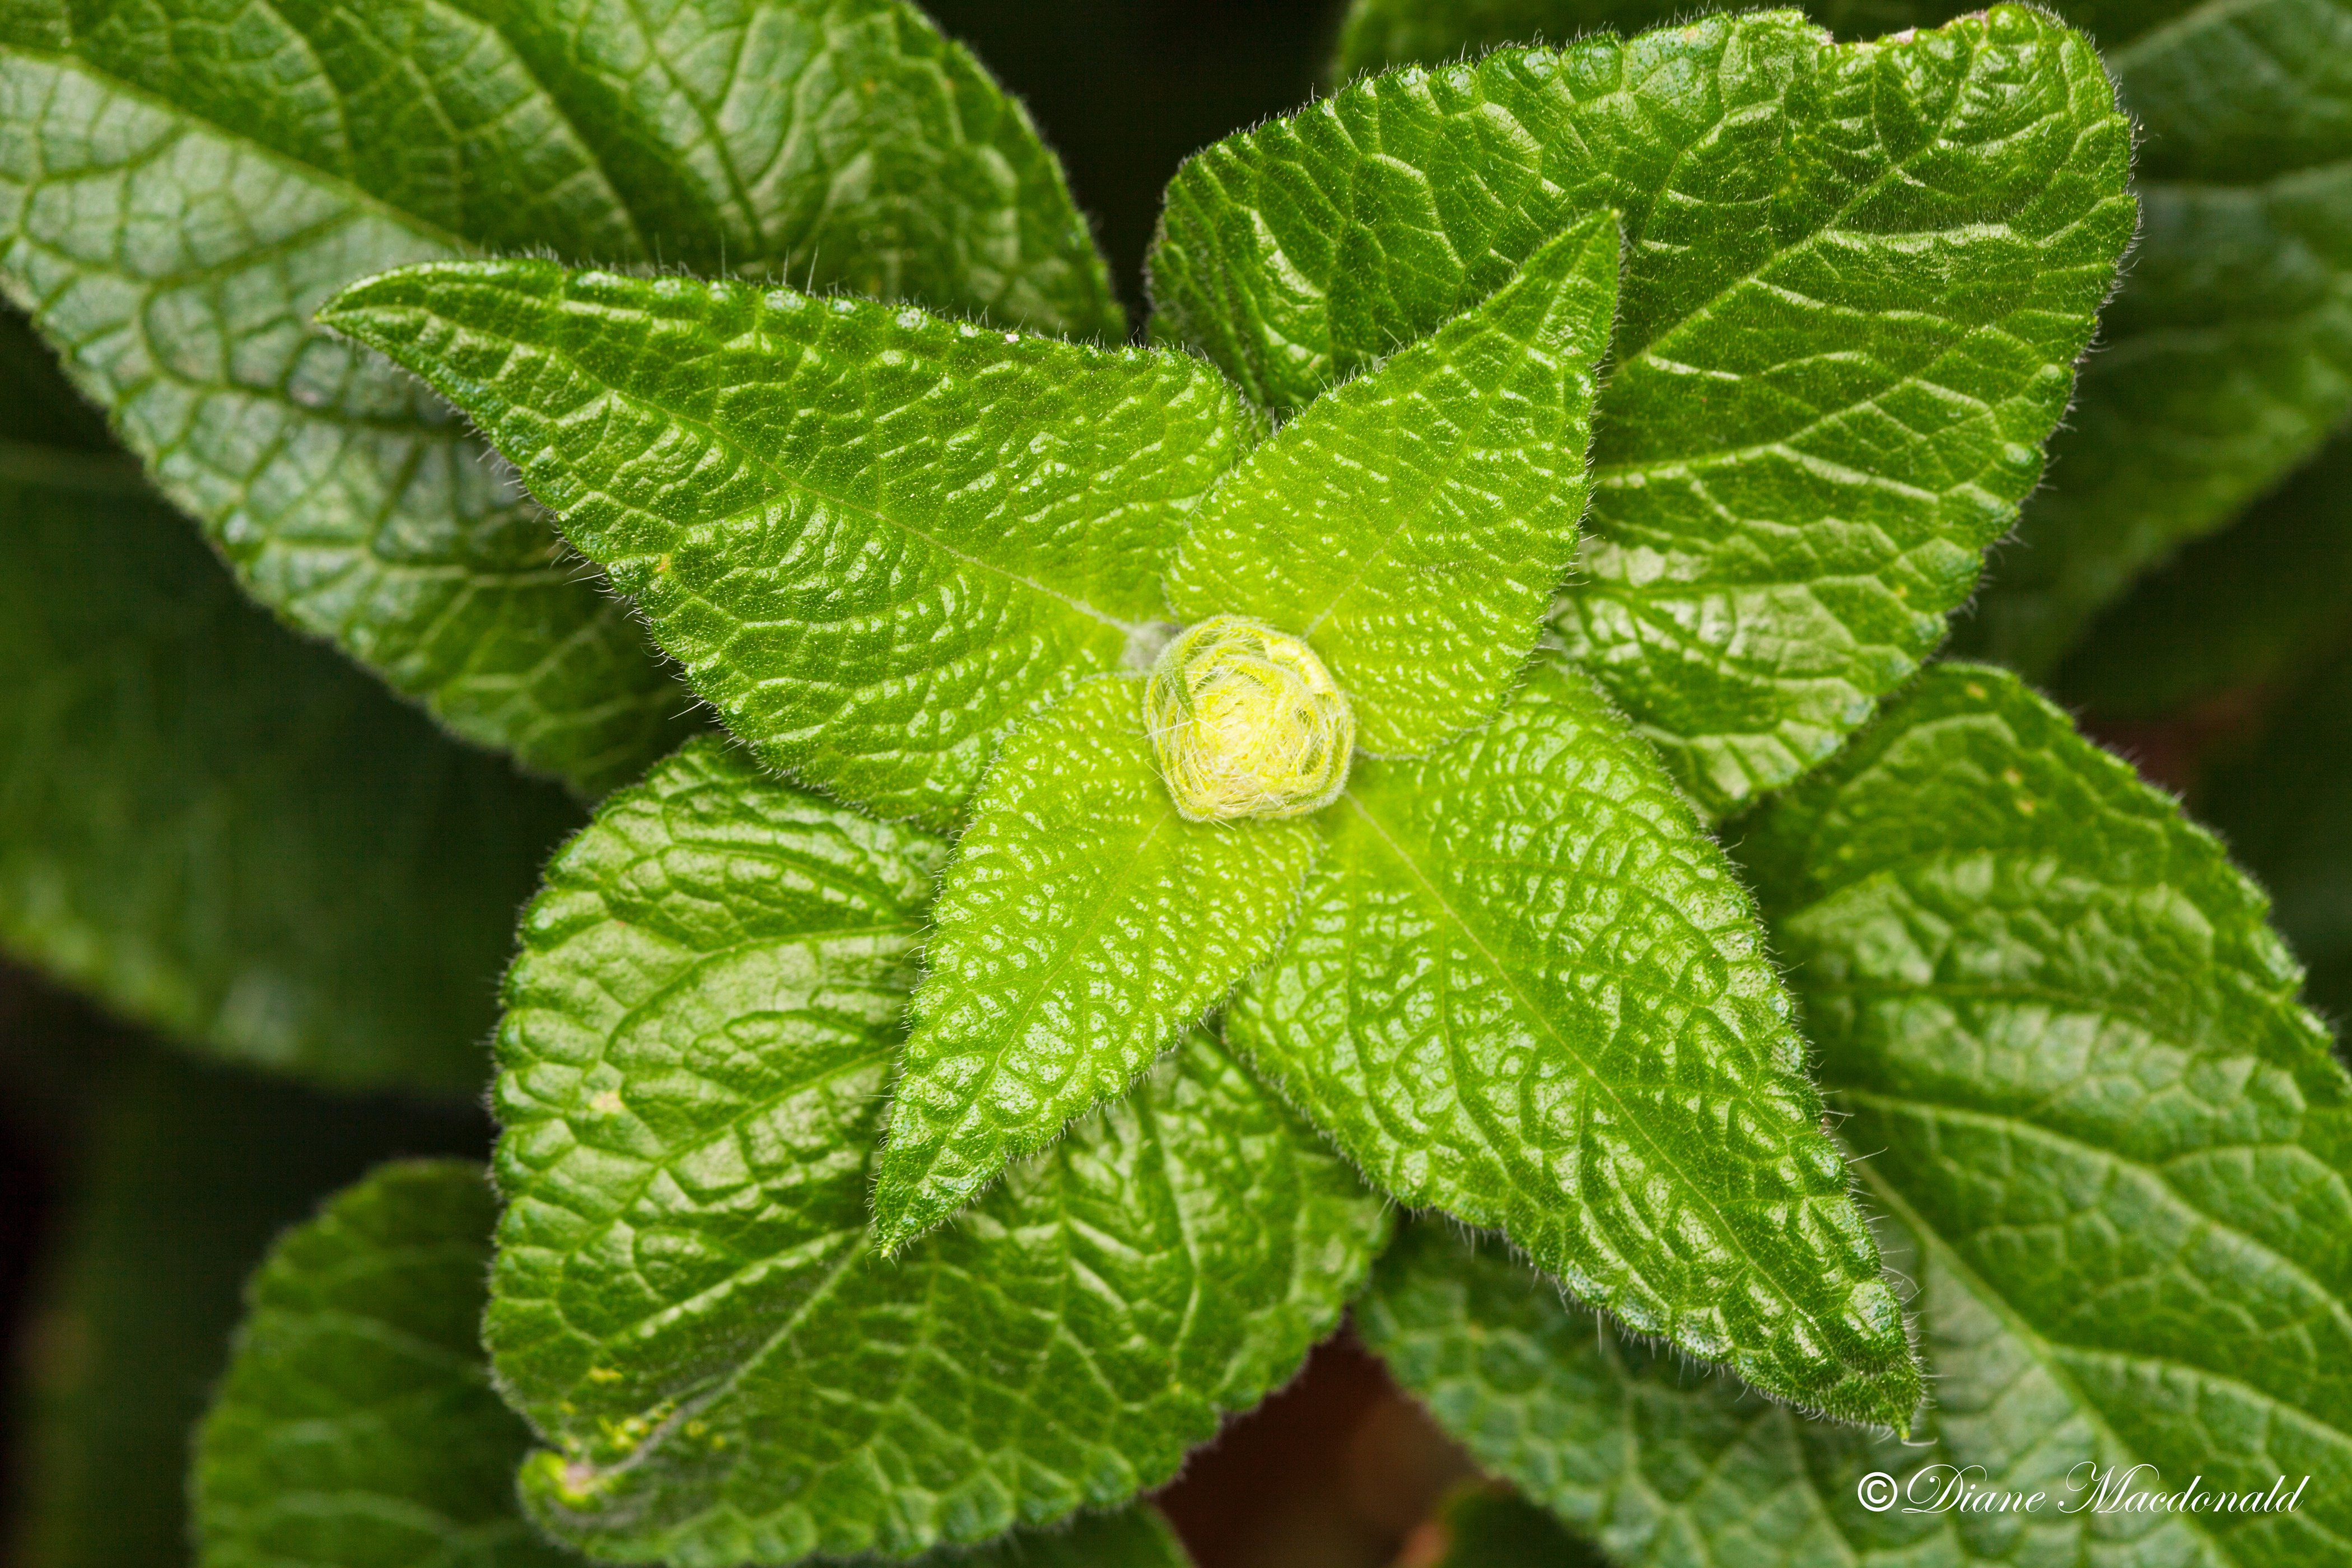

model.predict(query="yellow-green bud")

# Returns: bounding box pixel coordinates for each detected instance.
[1144,615,1354,822]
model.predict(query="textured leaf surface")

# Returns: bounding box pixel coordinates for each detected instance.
[873,676,1319,1249]
[1228,659,1917,1428]
[0,0,1117,788]
[1151,8,2134,814]
[195,1160,570,1568]
[2202,643,2352,1021]
[1362,662,2342,1565]
[1362,1222,1953,1568]
[2056,428,2352,719]
[1166,210,1616,755]
[324,262,1252,825]
[1341,0,2352,675]
[0,314,580,1091]
[490,739,1386,1565]
[13,1047,484,1568]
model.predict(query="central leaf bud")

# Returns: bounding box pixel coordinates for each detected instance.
[1144,615,1354,822]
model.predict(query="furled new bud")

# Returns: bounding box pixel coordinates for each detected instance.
[1144,615,1354,822]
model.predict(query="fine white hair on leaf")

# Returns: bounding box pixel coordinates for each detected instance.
[1143,615,1355,823]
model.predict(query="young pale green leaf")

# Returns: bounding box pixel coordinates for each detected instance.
[491,738,1386,1565]
[1226,658,1920,1430]
[1165,209,1617,756]
[322,262,1253,826]
[1363,678,2352,1565]
[0,314,580,1091]
[872,676,1320,1250]
[15,1048,485,1568]
[1151,8,2135,815]
[194,1160,571,1568]
[0,0,1118,790]
[2056,427,2352,720]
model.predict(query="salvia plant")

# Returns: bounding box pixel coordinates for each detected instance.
[0,0,2348,1564]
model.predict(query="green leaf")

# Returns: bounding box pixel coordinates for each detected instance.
[1150,8,2135,815]
[1361,1222,1947,1568]
[194,1160,572,1568]
[1228,657,1920,1429]
[1341,0,2352,677]
[1744,664,2352,1558]
[13,1047,484,1568]
[0,312,580,1091]
[1363,660,2352,1561]
[2054,426,2352,720]
[490,738,1387,1565]
[871,675,1320,1249]
[321,260,1253,825]
[2201,642,2352,1021]
[189,1157,1198,1568]
[1165,209,1617,755]
[0,0,1118,790]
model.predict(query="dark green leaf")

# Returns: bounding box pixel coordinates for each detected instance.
[872,676,1320,1250]
[194,1160,571,1568]
[12,1047,483,1568]
[1229,659,1919,1429]
[0,0,1117,788]
[321,261,1253,825]
[1425,656,2352,1564]
[2054,427,2352,719]
[189,1156,1197,1568]
[0,313,579,1091]
[490,739,1387,1565]
[1152,7,2134,815]
[1165,209,1617,755]
[1336,0,2352,676]
[1361,1222,1947,1568]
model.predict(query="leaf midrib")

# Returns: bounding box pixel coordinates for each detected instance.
[1340,781,1860,1372]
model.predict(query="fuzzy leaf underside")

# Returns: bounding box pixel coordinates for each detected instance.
[1151,7,2135,815]
[2058,426,2352,719]
[193,1160,571,1568]
[872,676,1320,1249]
[1166,209,1618,755]
[192,1156,1199,1568]
[0,0,1117,789]
[489,738,1387,1566]
[0,314,579,1091]
[1227,658,1919,1429]
[323,262,1252,825]
[1364,676,2352,1567]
